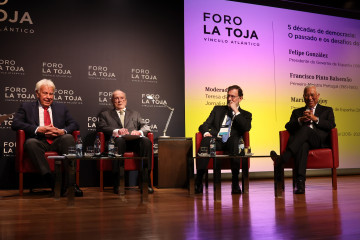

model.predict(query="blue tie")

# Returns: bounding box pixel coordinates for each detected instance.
[222,115,232,143]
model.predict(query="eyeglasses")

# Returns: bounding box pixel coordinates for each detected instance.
[303,94,318,99]
[227,95,239,99]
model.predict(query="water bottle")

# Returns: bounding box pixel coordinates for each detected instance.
[108,136,115,156]
[75,135,83,157]
[94,135,101,156]
[238,137,245,156]
[209,138,216,157]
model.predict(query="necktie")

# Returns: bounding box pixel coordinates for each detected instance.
[43,107,53,144]
[119,110,125,127]
[221,115,232,143]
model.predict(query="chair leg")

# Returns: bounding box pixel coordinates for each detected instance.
[76,171,80,186]
[292,168,296,189]
[150,170,153,187]
[332,168,337,190]
[100,171,104,192]
[19,173,24,196]
[205,170,209,189]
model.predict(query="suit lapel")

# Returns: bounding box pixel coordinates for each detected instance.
[34,101,40,126]
[314,104,323,117]
[217,107,228,128]
[51,103,58,127]
[111,109,122,127]
[124,109,131,128]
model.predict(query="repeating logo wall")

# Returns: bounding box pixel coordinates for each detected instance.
[4,86,34,102]
[0,59,25,75]
[42,62,72,78]
[131,68,158,84]
[0,0,35,34]
[88,65,117,81]
[0,0,184,187]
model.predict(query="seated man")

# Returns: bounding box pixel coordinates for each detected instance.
[195,85,252,194]
[96,90,154,194]
[271,84,336,194]
[12,79,83,196]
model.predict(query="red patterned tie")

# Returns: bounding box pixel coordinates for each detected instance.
[43,107,53,144]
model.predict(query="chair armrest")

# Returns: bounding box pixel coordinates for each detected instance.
[16,130,26,170]
[72,130,80,141]
[97,132,106,152]
[279,130,290,154]
[146,132,154,144]
[243,131,250,148]
[146,132,154,170]
[195,132,202,153]
[330,128,339,168]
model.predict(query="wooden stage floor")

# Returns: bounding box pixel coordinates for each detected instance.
[1,175,359,240]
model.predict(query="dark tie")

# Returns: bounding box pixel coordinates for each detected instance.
[43,107,53,144]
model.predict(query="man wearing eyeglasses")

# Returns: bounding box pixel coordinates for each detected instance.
[271,85,336,194]
[195,85,252,194]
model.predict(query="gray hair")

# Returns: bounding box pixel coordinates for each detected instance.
[304,84,318,94]
[35,79,55,92]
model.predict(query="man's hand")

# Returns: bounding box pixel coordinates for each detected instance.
[228,100,239,113]
[204,132,212,137]
[118,128,129,135]
[300,110,318,123]
[42,124,65,137]
[130,130,141,136]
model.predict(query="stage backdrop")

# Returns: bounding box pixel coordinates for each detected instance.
[185,0,360,171]
[0,0,184,188]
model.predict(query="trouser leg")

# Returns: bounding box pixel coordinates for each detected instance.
[24,138,50,175]
[51,134,76,189]
[294,142,310,181]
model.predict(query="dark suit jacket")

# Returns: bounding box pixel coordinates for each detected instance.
[285,104,335,147]
[11,101,79,139]
[96,108,151,138]
[199,105,252,138]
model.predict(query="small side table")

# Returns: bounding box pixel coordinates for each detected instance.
[48,155,149,206]
[189,154,270,201]
[157,137,192,188]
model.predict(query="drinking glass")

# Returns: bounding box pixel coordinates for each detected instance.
[200,147,208,155]
[68,146,76,156]
[85,146,94,157]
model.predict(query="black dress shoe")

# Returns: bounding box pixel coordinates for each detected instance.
[113,186,119,194]
[294,179,305,194]
[270,150,280,164]
[74,184,83,197]
[231,184,242,194]
[60,184,83,197]
[140,186,155,194]
[195,182,203,194]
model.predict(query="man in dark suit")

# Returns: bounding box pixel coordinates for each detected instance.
[96,90,154,194]
[195,85,252,194]
[271,85,336,194]
[12,79,82,196]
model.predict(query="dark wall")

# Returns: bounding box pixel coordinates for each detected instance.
[0,0,184,188]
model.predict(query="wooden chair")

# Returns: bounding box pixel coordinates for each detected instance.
[195,131,250,188]
[96,132,154,191]
[279,128,339,190]
[15,130,80,196]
